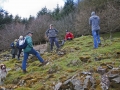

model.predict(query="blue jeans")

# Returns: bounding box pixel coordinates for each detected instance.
[49,37,60,51]
[22,48,44,70]
[92,30,101,48]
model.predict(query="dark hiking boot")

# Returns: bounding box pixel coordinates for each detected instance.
[42,61,49,66]
[23,70,27,74]
[93,47,97,49]
[98,43,102,47]
[38,61,49,67]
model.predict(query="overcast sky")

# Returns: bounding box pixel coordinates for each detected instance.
[0,0,65,18]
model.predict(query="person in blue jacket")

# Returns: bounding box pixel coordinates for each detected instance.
[22,32,48,73]
[89,11,101,49]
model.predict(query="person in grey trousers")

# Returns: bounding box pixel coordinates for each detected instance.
[45,24,60,51]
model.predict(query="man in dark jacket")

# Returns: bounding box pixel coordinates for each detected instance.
[45,24,60,51]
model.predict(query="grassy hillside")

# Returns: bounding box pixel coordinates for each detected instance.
[0,32,120,90]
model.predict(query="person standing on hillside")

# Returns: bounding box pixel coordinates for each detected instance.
[45,24,60,52]
[17,35,23,60]
[11,39,18,59]
[22,32,48,73]
[89,11,101,49]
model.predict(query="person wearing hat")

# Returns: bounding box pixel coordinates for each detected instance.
[17,35,24,60]
[22,32,48,73]
[45,24,60,51]
[64,30,74,41]
[11,39,18,59]
[89,11,101,49]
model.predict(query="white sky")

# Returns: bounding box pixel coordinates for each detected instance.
[1,0,65,18]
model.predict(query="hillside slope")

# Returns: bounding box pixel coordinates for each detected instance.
[0,33,120,90]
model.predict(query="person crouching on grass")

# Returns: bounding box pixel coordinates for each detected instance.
[65,30,74,41]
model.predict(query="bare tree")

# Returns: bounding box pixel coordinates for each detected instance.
[0,23,26,50]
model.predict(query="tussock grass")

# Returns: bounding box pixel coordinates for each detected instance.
[2,32,120,90]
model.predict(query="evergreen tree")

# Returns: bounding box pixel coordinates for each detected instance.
[0,9,13,29]
[52,4,61,20]
[62,0,75,16]
[37,7,48,17]
[14,15,21,23]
